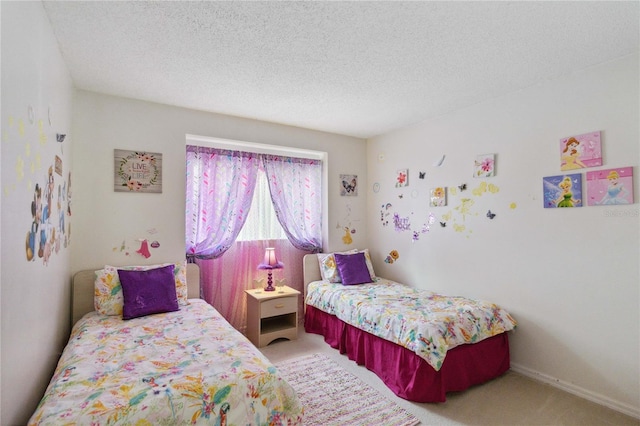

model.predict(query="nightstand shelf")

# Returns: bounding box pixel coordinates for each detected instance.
[245,286,300,348]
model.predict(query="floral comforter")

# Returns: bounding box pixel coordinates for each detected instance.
[306,279,516,371]
[29,299,303,425]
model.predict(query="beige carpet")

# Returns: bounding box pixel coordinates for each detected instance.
[277,353,420,426]
[262,331,640,426]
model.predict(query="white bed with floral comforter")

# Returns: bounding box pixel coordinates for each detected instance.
[29,299,303,425]
[306,278,517,371]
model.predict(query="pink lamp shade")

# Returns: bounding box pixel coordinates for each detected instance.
[257,248,283,291]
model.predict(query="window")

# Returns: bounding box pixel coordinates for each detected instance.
[185,136,325,330]
[236,167,287,241]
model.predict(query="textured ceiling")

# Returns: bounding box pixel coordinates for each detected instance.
[42,1,639,139]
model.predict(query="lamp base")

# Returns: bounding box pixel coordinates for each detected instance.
[264,271,276,291]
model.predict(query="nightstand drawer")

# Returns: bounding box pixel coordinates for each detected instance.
[261,296,297,318]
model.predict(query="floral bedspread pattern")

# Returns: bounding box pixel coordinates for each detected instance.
[306,279,516,371]
[29,300,303,425]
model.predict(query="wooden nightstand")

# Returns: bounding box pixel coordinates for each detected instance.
[245,286,300,348]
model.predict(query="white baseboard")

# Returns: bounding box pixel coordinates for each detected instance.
[510,363,640,420]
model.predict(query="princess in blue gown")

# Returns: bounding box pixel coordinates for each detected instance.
[597,170,629,205]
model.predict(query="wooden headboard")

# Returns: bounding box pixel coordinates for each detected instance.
[71,263,201,327]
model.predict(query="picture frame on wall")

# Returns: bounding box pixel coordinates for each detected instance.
[54,155,63,176]
[430,187,447,206]
[542,173,582,208]
[586,166,634,206]
[340,174,358,196]
[559,131,602,171]
[395,169,409,187]
[114,149,162,193]
[473,154,495,178]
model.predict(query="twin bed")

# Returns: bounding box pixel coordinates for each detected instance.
[31,251,516,424]
[29,262,303,425]
[303,251,517,403]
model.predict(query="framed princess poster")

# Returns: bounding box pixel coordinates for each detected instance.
[586,167,634,206]
[543,173,582,208]
[559,131,602,170]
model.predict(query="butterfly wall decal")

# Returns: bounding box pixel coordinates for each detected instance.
[486,210,496,219]
[458,183,467,191]
[439,222,446,227]
[419,172,426,179]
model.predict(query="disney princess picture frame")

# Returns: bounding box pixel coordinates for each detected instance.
[586,167,634,206]
[559,131,602,171]
[543,173,583,208]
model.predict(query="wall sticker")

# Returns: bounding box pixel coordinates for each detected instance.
[384,249,399,264]
[6,105,73,265]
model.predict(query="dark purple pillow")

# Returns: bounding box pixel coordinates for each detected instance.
[334,252,372,285]
[118,264,179,320]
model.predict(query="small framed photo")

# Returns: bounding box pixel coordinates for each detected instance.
[54,155,63,176]
[430,187,447,206]
[586,167,633,206]
[560,131,602,170]
[340,174,358,196]
[474,154,495,178]
[395,169,409,188]
[114,149,162,193]
[543,173,582,208]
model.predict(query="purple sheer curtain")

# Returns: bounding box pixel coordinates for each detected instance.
[195,240,306,331]
[186,146,322,330]
[185,146,259,260]
[263,155,323,253]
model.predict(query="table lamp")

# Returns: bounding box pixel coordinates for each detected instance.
[257,247,284,291]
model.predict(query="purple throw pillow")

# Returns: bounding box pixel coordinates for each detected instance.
[118,264,179,320]
[334,252,372,285]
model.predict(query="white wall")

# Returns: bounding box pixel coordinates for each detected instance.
[2,1,637,422]
[367,54,639,417]
[1,2,74,425]
[1,4,367,423]
[70,91,368,273]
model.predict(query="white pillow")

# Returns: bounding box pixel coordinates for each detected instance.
[317,249,357,282]
[360,248,377,280]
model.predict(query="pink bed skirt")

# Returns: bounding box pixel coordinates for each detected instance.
[304,305,511,402]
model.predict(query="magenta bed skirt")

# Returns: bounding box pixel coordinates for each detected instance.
[304,305,511,402]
